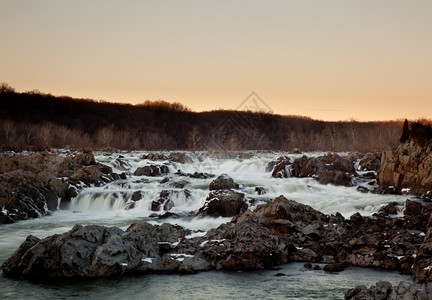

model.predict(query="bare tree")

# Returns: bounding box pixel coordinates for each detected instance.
[187,126,203,150]
[96,126,114,148]
[39,123,53,147]
[325,123,340,152]
[2,120,15,144]
[345,118,359,151]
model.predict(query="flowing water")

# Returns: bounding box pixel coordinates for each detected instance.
[0,151,414,299]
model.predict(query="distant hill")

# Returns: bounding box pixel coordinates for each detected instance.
[0,84,403,152]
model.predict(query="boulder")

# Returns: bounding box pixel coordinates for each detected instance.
[209,174,239,190]
[134,165,169,177]
[359,152,381,171]
[317,171,352,187]
[291,153,357,187]
[198,190,246,217]
[267,156,291,178]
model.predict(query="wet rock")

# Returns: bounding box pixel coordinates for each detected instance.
[141,152,191,164]
[198,190,247,217]
[0,151,112,224]
[378,202,399,215]
[209,174,239,190]
[151,190,191,212]
[317,171,352,187]
[3,195,431,280]
[188,172,214,179]
[111,158,131,171]
[268,156,291,178]
[323,261,349,272]
[168,152,191,164]
[255,187,267,195]
[291,153,357,186]
[133,165,169,177]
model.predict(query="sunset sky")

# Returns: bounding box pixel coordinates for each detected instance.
[1,0,431,121]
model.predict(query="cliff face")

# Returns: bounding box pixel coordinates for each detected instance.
[378,141,432,195]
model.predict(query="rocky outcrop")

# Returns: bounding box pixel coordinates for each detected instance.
[345,281,432,300]
[0,151,120,224]
[3,196,431,280]
[291,153,356,186]
[378,141,432,195]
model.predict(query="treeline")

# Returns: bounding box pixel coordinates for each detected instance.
[0,83,407,152]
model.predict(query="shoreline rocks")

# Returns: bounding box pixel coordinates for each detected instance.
[3,196,432,282]
[0,150,123,224]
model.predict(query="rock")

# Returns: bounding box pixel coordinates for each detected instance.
[74,151,96,166]
[323,261,348,272]
[112,158,131,171]
[291,156,325,177]
[413,215,432,283]
[359,152,381,171]
[151,190,191,212]
[168,152,191,164]
[317,171,352,187]
[255,187,267,195]
[209,174,239,190]
[378,141,432,195]
[141,152,191,164]
[198,190,246,217]
[268,156,291,178]
[291,153,357,186]
[2,195,431,280]
[69,165,102,185]
[378,202,399,215]
[133,165,169,177]
[188,172,215,179]
[0,151,114,224]
[345,281,432,300]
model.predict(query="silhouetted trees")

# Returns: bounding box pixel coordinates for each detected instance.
[400,119,410,143]
[0,85,413,152]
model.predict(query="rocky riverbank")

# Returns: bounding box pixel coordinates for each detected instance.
[2,195,432,283]
[0,150,126,224]
[3,147,432,298]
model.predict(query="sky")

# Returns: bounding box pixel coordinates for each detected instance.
[1,0,431,121]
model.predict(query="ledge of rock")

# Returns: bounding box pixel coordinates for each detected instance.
[378,141,432,195]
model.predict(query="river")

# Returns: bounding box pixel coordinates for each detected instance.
[0,151,414,299]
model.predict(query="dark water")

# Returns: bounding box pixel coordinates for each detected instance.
[1,262,411,300]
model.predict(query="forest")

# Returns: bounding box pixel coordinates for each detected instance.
[0,83,415,152]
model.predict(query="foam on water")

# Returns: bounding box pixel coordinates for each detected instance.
[0,150,416,299]
[65,151,412,222]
